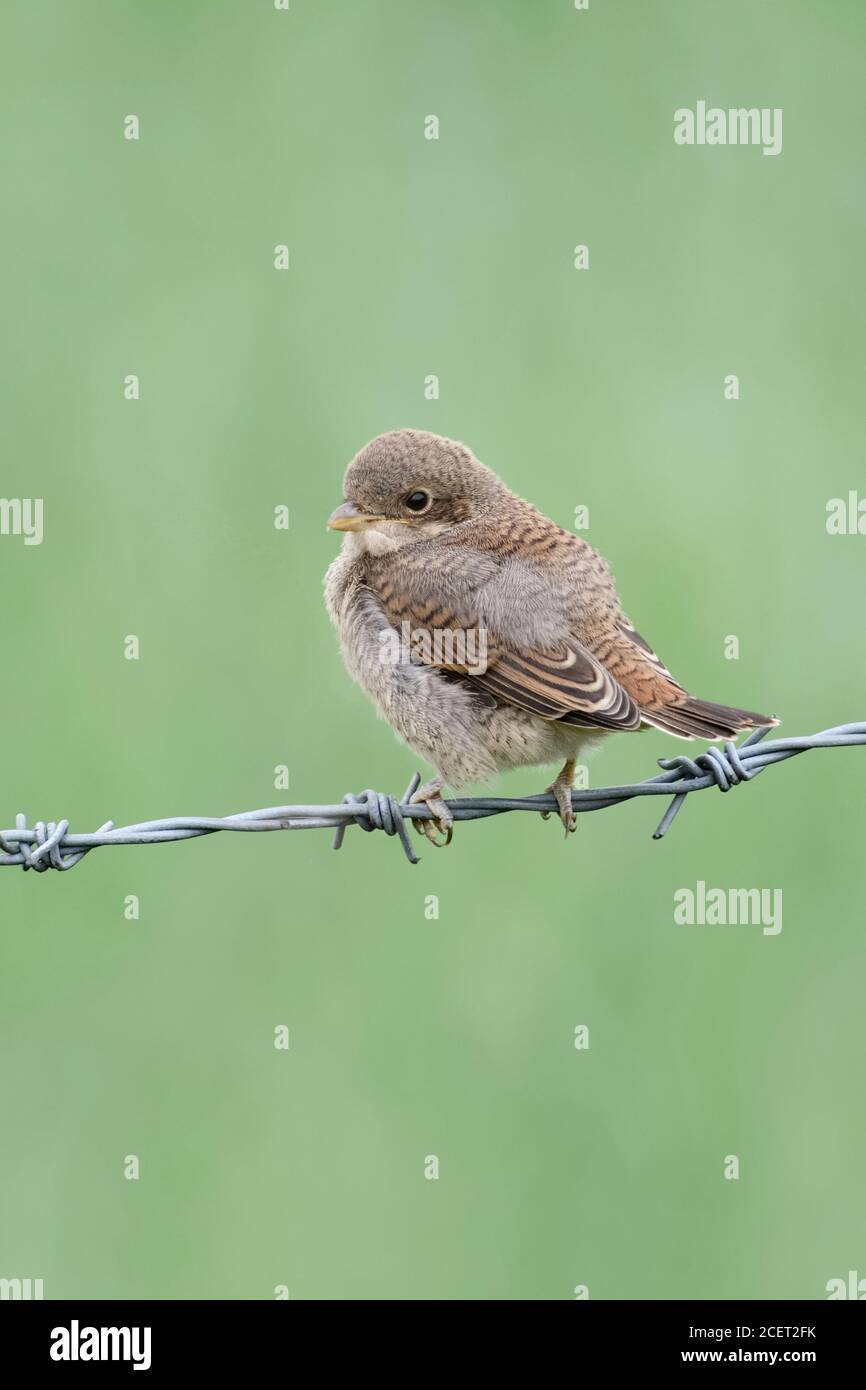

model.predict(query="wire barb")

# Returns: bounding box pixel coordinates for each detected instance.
[332,775,421,864]
[650,727,768,839]
[1,722,862,871]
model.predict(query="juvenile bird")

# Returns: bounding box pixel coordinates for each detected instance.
[324,429,777,844]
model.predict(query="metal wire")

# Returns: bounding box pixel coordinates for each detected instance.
[1,722,862,870]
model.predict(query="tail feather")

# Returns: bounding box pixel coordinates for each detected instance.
[641,696,778,741]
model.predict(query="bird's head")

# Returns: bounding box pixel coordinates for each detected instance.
[327,429,504,553]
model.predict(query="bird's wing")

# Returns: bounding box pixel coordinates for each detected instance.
[365,537,642,732]
[589,618,775,739]
[466,641,640,730]
[587,619,686,709]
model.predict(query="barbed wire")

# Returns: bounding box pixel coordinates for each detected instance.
[1,722,862,871]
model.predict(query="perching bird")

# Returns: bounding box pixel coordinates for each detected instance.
[324,429,777,844]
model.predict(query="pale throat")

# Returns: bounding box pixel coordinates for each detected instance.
[344,519,449,557]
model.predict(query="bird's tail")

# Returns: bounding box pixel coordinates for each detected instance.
[641,695,779,741]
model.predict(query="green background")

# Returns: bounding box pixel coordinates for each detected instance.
[1,0,863,1301]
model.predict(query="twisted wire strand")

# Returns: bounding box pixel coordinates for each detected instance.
[1,722,862,870]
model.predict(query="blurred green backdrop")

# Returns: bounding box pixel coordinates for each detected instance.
[1,0,863,1301]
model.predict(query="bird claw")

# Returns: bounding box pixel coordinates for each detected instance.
[413,816,453,848]
[541,770,577,836]
[410,781,454,848]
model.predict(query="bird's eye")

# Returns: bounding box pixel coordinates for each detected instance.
[405,490,430,513]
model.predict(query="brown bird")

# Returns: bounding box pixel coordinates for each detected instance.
[324,429,777,844]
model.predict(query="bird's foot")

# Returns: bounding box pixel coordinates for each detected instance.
[410,778,454,847]
[540,760,578,837]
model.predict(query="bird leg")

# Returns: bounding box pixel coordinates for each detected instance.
[410,777,453,847]
[541,759,578,836]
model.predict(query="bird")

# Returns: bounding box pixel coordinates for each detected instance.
[324,429,777,845]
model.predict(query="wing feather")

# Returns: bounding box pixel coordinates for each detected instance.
[366,554,642,732]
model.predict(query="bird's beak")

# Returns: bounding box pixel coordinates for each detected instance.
[327,501,387,532]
